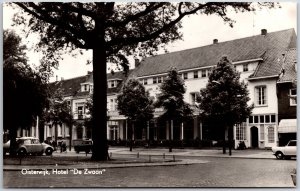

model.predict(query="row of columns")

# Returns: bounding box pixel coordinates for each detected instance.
[120,118,204,141]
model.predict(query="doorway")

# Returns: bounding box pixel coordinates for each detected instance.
[250,126,258,148]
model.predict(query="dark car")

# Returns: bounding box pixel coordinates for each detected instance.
[73,139,93,154]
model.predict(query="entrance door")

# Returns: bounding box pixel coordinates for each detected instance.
[251,126,258,148]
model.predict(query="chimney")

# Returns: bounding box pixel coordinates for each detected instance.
[61,77,64,81]
[56,75,58,82]
[135,58,140,68]
[213,39,218,44]
[261,29,267,35]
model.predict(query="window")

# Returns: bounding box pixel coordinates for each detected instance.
[90,85,93,93]
[290,89,297,106]
[153,77,157,84]
[78,106,83,114]
[254,116,259,123]
[255,86,267,106]
[143,79,148,85]
[265,115,270,123]
[183,73,188,80]
[260,116,264,123]
[190,92,200,105]
[236,122,246,140]
[260,125,265,140]
[158,77,162,83]
[243,64,249,72]
[249,116,253,123]
[288,141,296,146]
[109,99,117,111]
[111,81,115,88]
[267,126,274,143]
[201,70,207,78]
[271,115,276,123]
[194,71,198,78]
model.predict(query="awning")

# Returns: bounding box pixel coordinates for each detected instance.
[278,119,297,133]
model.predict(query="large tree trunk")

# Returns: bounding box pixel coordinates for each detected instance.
[91,41,109,160]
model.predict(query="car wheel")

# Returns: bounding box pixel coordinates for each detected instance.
[45,148,53,156]
[276,151,284,159]
[18,148,27,156]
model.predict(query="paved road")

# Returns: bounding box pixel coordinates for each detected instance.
[3,156,296,188]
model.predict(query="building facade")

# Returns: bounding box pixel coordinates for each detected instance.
[43,28,296,149]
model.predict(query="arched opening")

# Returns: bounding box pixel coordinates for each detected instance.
[250,126,258,148]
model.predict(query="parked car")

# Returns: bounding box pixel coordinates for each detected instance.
[3,137,54,156]
[272,140,297,159]
[73,139,93,154]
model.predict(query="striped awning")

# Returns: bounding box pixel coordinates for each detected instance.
[278,119,297,133]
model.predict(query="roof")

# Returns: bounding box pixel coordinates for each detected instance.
[49,70,132,97]
[278,48,297,83]
[49,75,88,97]
[132,29,297,78]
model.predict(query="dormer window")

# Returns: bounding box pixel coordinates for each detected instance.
[81,83,90,92]
[243,64,249,72]
[158,77,162,83]
[143,79,148,85]
[108,80,121,88]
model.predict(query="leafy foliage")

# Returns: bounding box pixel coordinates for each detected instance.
[155,68,193,122]
[3,30,49,154]
[197,56,253,128]
[42,87,73,131]
[117,79,154,122]
[4,29,49,130]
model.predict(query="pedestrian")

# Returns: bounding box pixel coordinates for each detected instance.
[52,140,57,151]
[61,141,67,153]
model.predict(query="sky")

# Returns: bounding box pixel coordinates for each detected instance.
[2,2,297,82]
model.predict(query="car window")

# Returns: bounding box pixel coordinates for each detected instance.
[23,140,31,144]
[288,141,296,146]
[31,139,40,144]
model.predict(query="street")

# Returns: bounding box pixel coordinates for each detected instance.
[3,155,296,188]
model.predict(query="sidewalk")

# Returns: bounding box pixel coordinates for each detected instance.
[108,146,275,159]
[3,147,275,171]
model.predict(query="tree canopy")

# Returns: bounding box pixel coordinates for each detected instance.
[197,56,253,153]
[12,2,277,160]
[197,56,253,127]
[3,30,49,154]
[117,78,154,151]
[155,68,193,122]
[42,87,73,142]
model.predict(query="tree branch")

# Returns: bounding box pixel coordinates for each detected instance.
[106,2,166,27]
[15,2,89,48]
[107,3,211,47]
